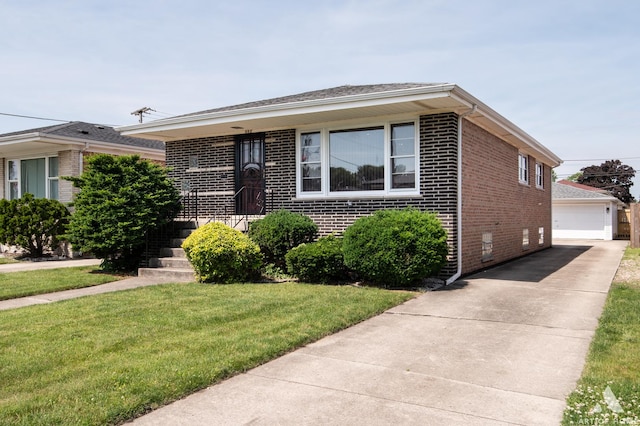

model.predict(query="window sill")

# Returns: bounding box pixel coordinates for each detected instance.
[292,193,423,202]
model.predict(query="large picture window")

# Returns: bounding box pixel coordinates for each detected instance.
[6,157,59,200]
[297,121,418,197]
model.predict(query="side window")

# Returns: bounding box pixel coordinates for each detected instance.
[522,228,530,250]
[535,162,543,188]
[518,153,529,184]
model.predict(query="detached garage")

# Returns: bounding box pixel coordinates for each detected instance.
[552,181,623,240]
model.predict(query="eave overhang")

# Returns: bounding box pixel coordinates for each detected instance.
[117,84,562,167]
[0,133,165,161]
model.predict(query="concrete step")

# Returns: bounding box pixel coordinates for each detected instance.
[160,247,186,258]
[150,257,193,269]
[169,238,186,248]
[138,267,195,282]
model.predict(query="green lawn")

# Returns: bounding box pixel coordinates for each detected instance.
[0,266,122,301]
[0,257,19,265]
[0,282,415,425]
[563,247,640,424]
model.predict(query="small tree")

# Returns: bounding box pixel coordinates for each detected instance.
[0,194,70,257]
[65,154,180,272]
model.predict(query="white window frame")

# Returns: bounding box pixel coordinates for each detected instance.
[5,156,59,200]
[518,153,529,184]
[295,120,420,198]
[535,162,544,188]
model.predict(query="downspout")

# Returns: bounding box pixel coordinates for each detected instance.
[79,142,89,174]
[446,104,477,285]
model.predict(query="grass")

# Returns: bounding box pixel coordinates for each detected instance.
[0,282,415,425]
[0,257,19,265]
[563,247,640,424]
[0,266,123,301]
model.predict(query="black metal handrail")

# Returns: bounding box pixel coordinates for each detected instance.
[181,189,198,223]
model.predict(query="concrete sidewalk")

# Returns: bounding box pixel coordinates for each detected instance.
[129,239,627,425]
[0,258,176,311]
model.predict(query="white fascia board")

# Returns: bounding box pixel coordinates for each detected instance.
[553,197,618,204]
[450,86,562,168]
[117,84,458,135]
[0,134,163,159]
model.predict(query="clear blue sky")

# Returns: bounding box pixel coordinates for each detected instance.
[1,1,639,196]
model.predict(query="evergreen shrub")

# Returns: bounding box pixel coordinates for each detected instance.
[248,210,318,266]
[285,235,349,283]
[342,208,448,287]
[0,194,70,257]
[182,222,262,283]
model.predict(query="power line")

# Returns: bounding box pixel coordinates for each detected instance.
[0,112,70,123]
[562,156,640,162]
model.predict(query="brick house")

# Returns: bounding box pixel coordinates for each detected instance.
[119,83,562,282]
[0,121,165,204]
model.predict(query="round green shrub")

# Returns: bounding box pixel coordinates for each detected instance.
[248,210,318,266]
[182,222,262,283]
[285,235,349,283]
[342,208,448,287]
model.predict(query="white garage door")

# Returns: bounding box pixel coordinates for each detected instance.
[553,204,605,239]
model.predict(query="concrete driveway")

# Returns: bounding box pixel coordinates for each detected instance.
[130,239,627,425]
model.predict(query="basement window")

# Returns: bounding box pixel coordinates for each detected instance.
[482,232,493,262]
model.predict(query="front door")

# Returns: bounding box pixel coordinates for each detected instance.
[236,133,265,215]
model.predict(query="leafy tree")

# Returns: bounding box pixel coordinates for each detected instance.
[0,194,70,257]
[567,171,583,182]
[65,154,181,272]
[577,160,636,203]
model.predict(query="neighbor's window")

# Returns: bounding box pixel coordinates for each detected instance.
[535,162,544,188]
[6,157,59,200]
[539,227,544,245]
[522,228,530,250]
[482,232,493,262]
[518,153,529,184]
[298,121,418,196]
[47,157,59,200]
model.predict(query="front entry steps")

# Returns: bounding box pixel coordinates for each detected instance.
[137,222,196,282]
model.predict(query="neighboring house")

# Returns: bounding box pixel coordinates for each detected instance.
[0,121,165,204]
[552,180,624,240]
[118,83,562,282]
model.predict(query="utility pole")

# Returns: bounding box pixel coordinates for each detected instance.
[130,107,155,123]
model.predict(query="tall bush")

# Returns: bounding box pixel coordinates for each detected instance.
[248,210,318,266]
[65,154,180,272]
[182,222,262,283]
[0,194,70,257]
[342,208,448,287]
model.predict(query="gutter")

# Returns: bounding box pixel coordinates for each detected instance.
[446,104,477,285]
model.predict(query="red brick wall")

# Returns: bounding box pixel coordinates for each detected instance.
[460,119,552,275]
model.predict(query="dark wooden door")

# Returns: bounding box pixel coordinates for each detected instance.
[236,134,265,215]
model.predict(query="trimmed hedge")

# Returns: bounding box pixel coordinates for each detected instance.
[285,235,349,283]
[182,222,262,283]
[248,210,318,267]
[342,208,448,287]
